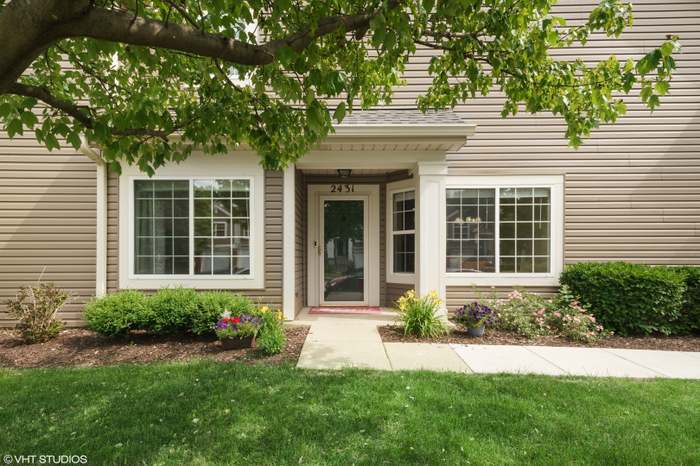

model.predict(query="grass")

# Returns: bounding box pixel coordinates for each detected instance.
[1,362,699,465]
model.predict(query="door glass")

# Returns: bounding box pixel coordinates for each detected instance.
[324,200,364,302]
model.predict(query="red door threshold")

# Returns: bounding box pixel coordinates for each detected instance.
[309,306,383,315]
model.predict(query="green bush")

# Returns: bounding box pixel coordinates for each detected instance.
[396,290,447,338]
[671,267,700,332]
[191,292,258,335]
[560,262,686,336]
[84,290,149,336]
[145,287,200,333]
[257,310,286,355]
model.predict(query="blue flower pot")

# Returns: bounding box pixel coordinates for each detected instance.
[467,325,485,337]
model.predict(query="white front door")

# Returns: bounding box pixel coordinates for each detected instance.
[319,196,369,305]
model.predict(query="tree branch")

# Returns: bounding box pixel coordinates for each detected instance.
[8,82,170,139]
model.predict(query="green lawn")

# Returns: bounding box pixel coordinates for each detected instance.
[1,362,699,465]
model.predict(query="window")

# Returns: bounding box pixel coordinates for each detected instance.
[133,178,251,277]
[392,190,415,274]
[446,180,559,277]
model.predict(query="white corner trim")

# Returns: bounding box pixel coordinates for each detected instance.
[118,152,266,290]
[79,140,107,297]
[443,174,565,288]
[386,179,416,286]
[282,165,296,320]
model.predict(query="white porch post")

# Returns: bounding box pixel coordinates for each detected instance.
[415,161,448,315]
[282,165,296,320]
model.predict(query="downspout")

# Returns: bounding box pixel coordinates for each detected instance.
[79,138,108,297]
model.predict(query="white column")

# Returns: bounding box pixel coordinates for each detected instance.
[282,165,296,320]
[415,161,448,315]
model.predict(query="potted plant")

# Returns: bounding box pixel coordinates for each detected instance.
[455,302,495,337]
[214,311,262,349]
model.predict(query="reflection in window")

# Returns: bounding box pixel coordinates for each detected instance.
[446,189,495,272]
[499,187,550,273]
[392,191,415,274]
[134,180,189,275]
[193,179,250,275]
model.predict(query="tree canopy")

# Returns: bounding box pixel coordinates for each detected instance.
[0,0,680,173]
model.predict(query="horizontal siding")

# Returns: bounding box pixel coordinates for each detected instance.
[446,286,557,314]
[106,170,283,308]
[0,131,96,328]
[386,283,412,307]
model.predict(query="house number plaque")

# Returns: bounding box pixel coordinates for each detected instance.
[329,184,355,193]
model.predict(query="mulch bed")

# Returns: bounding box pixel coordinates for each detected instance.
[0,326,309,369]
[379,325,700,352]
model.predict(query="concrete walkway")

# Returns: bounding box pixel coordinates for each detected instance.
[294,310,700,379]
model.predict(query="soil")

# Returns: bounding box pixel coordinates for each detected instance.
[0,326,309,369]
[378,325,700,352]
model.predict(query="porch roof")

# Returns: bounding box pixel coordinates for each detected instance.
[301,108,476,169]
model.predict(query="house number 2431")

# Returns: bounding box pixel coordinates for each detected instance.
[330,184,355,193]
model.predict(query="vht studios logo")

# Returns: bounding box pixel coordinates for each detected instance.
[3,455,88,465]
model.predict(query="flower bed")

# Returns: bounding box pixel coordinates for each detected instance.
[378,325,700,352]
[0,326,309,369]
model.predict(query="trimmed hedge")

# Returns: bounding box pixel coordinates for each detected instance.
[84,290,150,336]
[672,267,700,332]
[560,262,687,336]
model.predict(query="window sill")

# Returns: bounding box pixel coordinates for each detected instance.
[386,273,415,285]
[120,276,264,290]
[445,273,560,287]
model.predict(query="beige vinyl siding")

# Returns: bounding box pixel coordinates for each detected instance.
[377,0,700,304]
[0,131,96,327]
[106,170,283,308]
[446,286,557,314]
[386,283,412,307]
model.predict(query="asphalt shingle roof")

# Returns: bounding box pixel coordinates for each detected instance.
[337,108,466,125]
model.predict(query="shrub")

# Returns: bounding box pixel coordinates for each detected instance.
[490,287,608,342]
[396,290,447,338]
[145,287,200,333]
[6,282,68,343]
[257,307,286,355]
[491,290,550,338]
[84,290,149,336]
[191,292,258,335]
[671,267,700,332]
[560,262,686,335]
[546,285,608,343]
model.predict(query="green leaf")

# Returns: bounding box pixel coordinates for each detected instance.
[332,102,346,122]
[0,102,13,118]
[21,111,38,128]
[6,118,23,137]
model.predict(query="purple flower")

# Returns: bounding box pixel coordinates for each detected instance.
[456,302,494,327]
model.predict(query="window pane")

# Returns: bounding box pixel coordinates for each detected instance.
[193,178,251,275]
[445,188,495,272]
[393,233,415,273]
[134,180,189,275]
[499,187,551,274]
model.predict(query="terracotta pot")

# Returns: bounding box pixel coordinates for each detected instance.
[220,335,256,350]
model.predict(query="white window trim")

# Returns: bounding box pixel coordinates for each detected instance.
[386,178,417,285]
[119,152,265,289]
[444,175,564,287]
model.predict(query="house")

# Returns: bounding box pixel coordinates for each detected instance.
[1,0,699,325]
